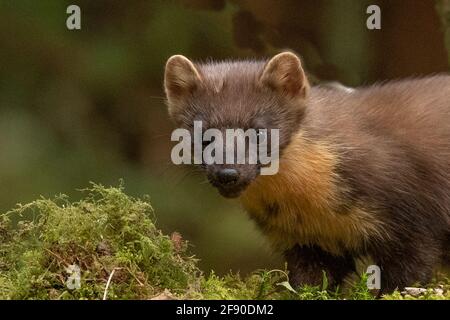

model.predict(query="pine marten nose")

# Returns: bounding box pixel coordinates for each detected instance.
[216,168,239,185]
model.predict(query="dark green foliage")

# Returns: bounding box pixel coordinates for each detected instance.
[436,0,450,65]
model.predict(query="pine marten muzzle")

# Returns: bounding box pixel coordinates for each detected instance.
[164,52,450,293]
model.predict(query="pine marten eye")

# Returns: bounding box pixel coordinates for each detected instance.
[202,136,217,150]
[202,140,212,149]
[256,129,268,145]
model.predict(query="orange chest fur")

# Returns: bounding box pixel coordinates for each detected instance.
[239,133,384,254]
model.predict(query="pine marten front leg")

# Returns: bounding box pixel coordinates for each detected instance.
[286,238,442,292]
[371,236,442,293]
[284,245,356,288]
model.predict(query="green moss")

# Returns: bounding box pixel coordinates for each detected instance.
[0,183,199,299]
[0,183,448,300]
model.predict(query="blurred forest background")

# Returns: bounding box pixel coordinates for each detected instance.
[1,0,449,275]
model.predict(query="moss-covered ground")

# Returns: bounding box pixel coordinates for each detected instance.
[0,184,448,300]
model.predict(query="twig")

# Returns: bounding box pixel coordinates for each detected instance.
[44,248,69,265]
[103,268,120,300]
[125,267,144,286]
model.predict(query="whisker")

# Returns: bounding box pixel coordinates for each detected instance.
[148,95,167,101]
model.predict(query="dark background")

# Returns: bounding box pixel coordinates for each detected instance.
[1,0,449,275]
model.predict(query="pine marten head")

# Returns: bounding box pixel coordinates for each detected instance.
[164,52,310,198]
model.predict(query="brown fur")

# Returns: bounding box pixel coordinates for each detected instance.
[164,52,450,293]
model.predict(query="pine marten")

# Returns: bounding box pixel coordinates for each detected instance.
[164,52,450,293]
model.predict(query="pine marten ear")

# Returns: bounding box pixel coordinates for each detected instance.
[260,52,309,99]
[164,55,202,112]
